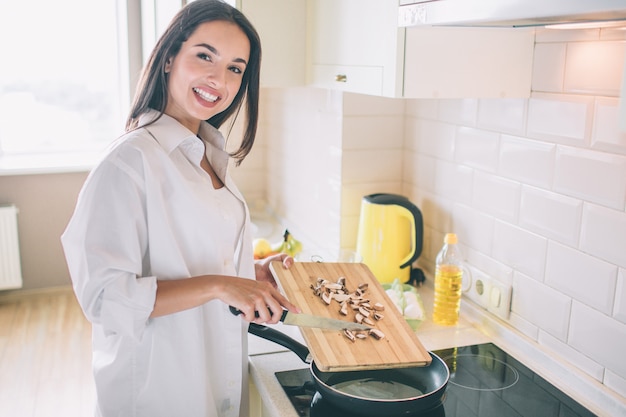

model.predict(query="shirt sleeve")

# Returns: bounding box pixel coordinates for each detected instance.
[61,150,156,339]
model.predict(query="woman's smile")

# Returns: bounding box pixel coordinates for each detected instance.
[192,87,220,104]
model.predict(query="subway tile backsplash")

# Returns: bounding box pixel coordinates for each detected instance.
[246,29,626,398]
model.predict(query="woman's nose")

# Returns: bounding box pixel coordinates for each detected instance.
[207,67,226,87]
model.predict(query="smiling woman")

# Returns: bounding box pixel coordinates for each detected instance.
[0,0,125,159]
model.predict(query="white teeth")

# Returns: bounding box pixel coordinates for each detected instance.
[193,87,218,102]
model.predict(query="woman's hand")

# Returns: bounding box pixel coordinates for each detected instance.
[254,252,294,288]
[220,274,300,324]
[151,254,299,322]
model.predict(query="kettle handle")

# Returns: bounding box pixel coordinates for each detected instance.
[397,199,423,269]
[364,194,423,269]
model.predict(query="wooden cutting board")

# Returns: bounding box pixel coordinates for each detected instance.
[270,261,431,372]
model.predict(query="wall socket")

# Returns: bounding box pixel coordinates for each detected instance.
[463,269,512,320]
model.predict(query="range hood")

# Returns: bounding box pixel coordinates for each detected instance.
[399,0,626,28]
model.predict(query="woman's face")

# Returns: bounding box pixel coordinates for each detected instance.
[164,20,250,133]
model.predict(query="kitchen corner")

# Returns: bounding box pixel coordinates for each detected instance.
[247,277,625,417]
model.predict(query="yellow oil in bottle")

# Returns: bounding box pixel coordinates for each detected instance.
[432,264,463,326]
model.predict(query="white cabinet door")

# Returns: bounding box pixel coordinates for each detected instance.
[308,0,404,96]
[239,0,307,87]
[403,26,535,98]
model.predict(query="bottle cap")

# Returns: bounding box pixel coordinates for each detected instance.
[444,233,458,245]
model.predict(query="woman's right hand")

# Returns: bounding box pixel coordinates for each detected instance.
[212,275,300,324]
[151,274,299,320]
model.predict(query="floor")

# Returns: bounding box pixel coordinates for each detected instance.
[0,287,95,417]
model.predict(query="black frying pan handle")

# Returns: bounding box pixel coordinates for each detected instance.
[247,323,311,364]
[229,305,289,322]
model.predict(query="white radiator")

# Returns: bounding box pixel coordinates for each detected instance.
[0,205,23,290]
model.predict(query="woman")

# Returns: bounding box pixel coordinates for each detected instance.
[61,1,298,416]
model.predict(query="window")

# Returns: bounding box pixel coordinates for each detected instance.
[0,0,130,168]
[0,0,187,173]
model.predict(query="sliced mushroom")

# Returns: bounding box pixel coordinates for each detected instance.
[334,293,350,303]
[363,317,376,326]
[343,329,356,342]
[369,328,385,340]
[325,283,343,291]
[321,291,333,305]
[339,301,349,316]
[355,313,364,324]
[373,302,385,311]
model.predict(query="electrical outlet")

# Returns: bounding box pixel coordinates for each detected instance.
[463,270,512,320]
[463,269,491,309]
[487,278,512,320]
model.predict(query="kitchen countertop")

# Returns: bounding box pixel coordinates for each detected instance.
[248,281,626,417]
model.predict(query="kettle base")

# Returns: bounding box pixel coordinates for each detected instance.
[409,267,426,286]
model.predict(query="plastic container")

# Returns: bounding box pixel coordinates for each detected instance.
[432,233,465,326]
[382,278,426,330]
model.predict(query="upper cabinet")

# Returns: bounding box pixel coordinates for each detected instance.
[307,0,404,97]
[307,0,535,98]
[403,26,534,98]
[238,0,307,88]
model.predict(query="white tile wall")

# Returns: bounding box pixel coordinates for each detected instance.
[519,186,582,246]
[491,221,547,280]
[499,135,555,188]
[569,301,626,380]
[512,272,571,341]
[472,171,520,223]
[545,241,617,315]
[251,29,626,398]
[564,41,625,96]
[454,127,500,172]
[527,93,593,145]
[593,97,626,154]
[616,268,626,324]
[580,203,626,267]
[554,146,626,210]
[477,98,526,135]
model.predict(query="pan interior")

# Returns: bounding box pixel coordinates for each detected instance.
[315,358,448,402]
[331,376,425,399]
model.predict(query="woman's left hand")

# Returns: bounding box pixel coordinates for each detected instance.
[255,252,294,288]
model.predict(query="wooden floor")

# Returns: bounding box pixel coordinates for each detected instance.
[0,287,95,416]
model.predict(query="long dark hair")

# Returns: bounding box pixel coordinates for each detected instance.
[126,0,261,166]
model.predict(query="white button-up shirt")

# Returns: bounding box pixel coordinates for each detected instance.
[62,111,255,417]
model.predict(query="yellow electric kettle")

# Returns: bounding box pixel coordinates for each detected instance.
[356,193,423,284]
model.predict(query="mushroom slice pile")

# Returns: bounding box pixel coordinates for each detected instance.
[310,276,386,342]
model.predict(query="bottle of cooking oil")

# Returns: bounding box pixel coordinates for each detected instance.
[433,233,464,326]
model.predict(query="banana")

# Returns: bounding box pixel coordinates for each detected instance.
[270,232,287,254]
[271,229,303,258]
[287,231,302,257]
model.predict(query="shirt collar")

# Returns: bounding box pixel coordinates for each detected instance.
[138,110,226,155]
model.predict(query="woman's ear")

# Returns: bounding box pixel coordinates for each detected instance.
[164,58,172,73]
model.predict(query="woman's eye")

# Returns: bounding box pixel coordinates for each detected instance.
[198,53,212,62]
[229,66,243,74]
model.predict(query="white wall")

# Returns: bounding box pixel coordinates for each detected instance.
[403,27,626,398]
[247,27,626,398]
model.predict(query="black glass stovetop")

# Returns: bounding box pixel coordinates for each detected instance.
[275,343,597,417]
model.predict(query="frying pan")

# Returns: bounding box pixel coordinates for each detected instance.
[248,323,449,416]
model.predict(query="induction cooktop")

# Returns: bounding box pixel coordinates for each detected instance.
[275,342,597,417]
